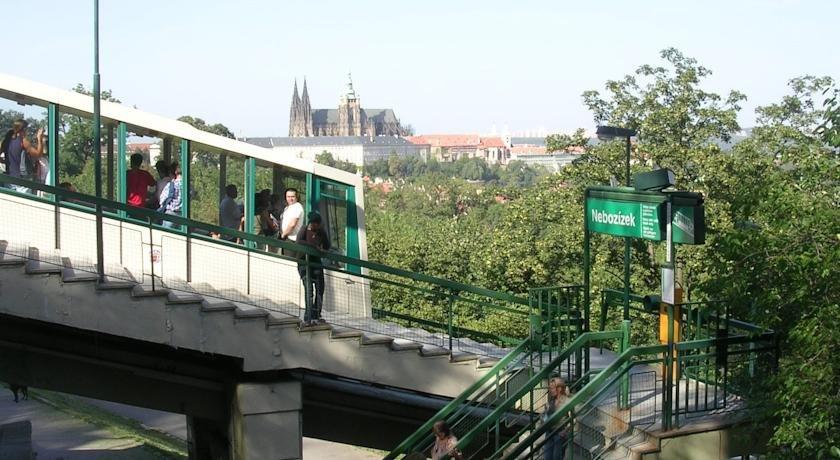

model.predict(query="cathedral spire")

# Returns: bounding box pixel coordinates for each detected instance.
[301,78,313,136]
[345,71,357,100]
[292,79,301,106]
[289,79,303,136]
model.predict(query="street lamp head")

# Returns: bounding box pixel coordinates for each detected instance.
[634,168,675,192]
[596,125,637,140]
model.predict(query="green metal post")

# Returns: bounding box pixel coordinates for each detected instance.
[620,319,631,409]
[623,136,632,321]
[117,122,127,218]
[180,139,191,282]
[665,303,675,430]
[305,173,313,215]
[583,194,590,332]
[48,104,60,249]
[92,0,104,280]
[244,157,256,248]
[106,124,114,200]
[447,295,454,352]
[179,139,190,225]
[47,104,58,188]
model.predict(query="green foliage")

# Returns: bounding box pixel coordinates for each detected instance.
[364,153,547,187]
[545,128,588,153]
[314,150,358,174]
[366,50,839,456]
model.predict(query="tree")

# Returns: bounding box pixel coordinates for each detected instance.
[364,49,838,456]
[314,150,357,174]
[545,128,588,153]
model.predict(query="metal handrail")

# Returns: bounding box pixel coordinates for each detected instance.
[385,339,531,459]
[450,330,625,454]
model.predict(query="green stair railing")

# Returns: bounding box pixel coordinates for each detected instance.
[433,330,626,459]
[385,287,589,459]
[476,323,776,459]
[384,339,532,459]
[499,343,667,460]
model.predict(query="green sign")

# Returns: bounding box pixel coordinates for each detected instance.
[672,205,705,245]
[588,198,663,241]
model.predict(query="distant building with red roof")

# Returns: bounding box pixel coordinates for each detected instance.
[407,134,509,164]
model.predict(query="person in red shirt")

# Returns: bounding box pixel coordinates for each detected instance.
[126,153,156,207]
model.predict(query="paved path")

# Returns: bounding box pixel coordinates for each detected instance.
[2,390,381,459]
[83,398,382,459]
[0,393,154,459]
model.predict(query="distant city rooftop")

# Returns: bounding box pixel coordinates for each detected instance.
[240,136,426,148]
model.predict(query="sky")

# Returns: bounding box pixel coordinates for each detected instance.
[3,0,838,137]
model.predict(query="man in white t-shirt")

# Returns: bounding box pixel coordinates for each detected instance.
[280,188,304,242]
[219,184,242,241]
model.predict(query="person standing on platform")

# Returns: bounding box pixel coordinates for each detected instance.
[126,153,155,208]
[157,161,182,228]
[296,212,330,326]
[279,187,304,256]
[219,184,241,241]
[1,119,44,193]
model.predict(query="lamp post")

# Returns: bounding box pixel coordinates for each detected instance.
[596,125,637,320]
[93,0,104,281]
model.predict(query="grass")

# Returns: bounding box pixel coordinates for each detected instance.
[29,388,188,459]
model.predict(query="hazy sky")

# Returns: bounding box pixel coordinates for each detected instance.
[5,0,838,137]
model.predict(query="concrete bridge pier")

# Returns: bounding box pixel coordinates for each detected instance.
[232,380,303,460]
[187,380,302,460]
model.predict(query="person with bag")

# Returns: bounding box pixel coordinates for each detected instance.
[1,119,44,193]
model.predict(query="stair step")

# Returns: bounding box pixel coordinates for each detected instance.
[234,307,269,319]
[390,338,423,351]
[60,258,99,283]
[420,344,451,357]
[267,314,301,327]
[0,249,25,266]
[201,299,237,312]
[331,326,364,339]
[131,284,170,297]
[96,277,137,290]
[25,259,62,274]
[360,333,394,346]
[300,322,332,331]
[166,290,205,304]
[450,351,479,363]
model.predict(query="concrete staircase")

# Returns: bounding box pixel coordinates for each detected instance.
[0,241,509,398]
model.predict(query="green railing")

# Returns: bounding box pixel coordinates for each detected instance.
[0,175,531,355]
[484,318,776,459]
[441,330,626,459]
[385,340,533,459]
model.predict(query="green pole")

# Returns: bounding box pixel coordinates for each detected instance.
[245,157,256,248]
[47,104,58,188]
[179,139,190,224]
[620,319,631,409]
[583,191,590,332]
[117,122,127,218]
[49,103,60,249]
[623,136,631,321]
[92,0,104,280]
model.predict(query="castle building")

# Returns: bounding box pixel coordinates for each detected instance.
[288,74,407,137]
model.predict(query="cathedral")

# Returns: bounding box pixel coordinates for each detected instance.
[288,75,407,137]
